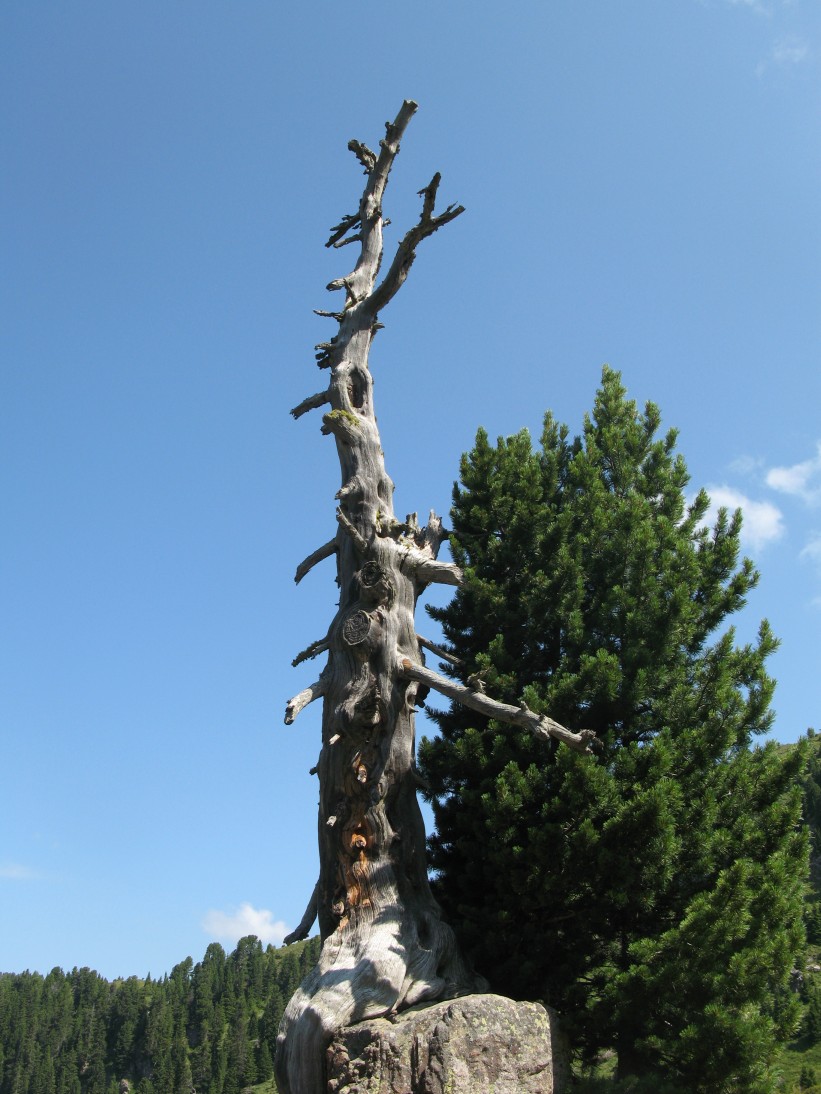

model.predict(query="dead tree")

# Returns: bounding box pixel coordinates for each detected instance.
[276,100,594,1094]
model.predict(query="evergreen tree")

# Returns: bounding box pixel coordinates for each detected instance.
[420,367,808,1091]
[256,1039,274,1083]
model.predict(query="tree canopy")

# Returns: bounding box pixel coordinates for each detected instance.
[419,366,808,1092]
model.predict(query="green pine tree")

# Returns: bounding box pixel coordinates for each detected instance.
[256,1040,274,1083]
[420,366,808,1091]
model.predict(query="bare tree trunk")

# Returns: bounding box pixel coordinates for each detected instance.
[275,101,593,1094]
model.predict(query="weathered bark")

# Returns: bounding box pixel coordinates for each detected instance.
[276,101,593,1094]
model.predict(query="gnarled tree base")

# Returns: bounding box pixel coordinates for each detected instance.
[275,895,484,1094]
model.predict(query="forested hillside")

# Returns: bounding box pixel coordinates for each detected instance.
[0,935,319,1094]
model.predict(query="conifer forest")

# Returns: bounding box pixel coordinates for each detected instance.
[0,936,319,1094]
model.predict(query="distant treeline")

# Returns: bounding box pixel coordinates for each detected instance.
[0,934,320,1094]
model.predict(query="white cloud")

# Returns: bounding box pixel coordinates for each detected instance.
[202,903,290,947]
[0,863,39,880]
[705,485,785,550]
[765,442,821,505]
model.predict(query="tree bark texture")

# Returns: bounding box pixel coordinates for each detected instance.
[276,102,593,1094]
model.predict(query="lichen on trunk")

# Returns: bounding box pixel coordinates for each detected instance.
[276,101,593,1094]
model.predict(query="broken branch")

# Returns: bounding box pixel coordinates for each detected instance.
[283,881,319,945]
[411,556,463,587]
[295,539,337,584]
[291,390,331,420]
[292,636,331,668]
[285,677,328,724]
[326,213,361,249]
[348,139,376,173]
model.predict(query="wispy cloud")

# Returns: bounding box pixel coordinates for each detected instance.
[0,863,40,881]
[730,454,765,476]
[202,903,290,947]
[757,33,812,75]
[705,485,785,550]
[765,442,821,505]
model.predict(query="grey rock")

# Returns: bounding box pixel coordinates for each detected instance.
[326,993,568,1093]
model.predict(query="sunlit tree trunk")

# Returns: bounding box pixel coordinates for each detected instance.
[275,101,593,1094]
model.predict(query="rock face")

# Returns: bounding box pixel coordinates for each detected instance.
[326,993,568,1093]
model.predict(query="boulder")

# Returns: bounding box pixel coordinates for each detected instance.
[326,992,568,1093]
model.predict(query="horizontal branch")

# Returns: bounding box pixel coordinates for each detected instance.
[412,556,463,587]
[291,390,331,420]
[397,657,596,754]
[292,636,330,668]
[295,539,337,584]
[285,677,328,724]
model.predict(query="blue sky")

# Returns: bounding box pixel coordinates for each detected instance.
[2,0,819,981]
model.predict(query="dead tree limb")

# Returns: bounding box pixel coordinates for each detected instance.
[285,677,328,725]
[291,390,331,420]
[284,881,320,945]
[294,539,337,584]
[397,657,596,754]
